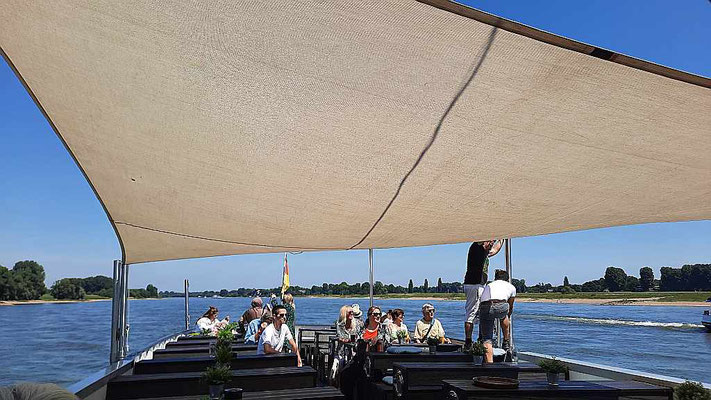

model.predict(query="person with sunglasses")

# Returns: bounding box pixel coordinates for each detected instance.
[414,303,450,343]
[362,306,386,351]
[257,305,303,367]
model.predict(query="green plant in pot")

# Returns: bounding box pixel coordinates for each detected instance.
[202,364,232,400]
[466,341,487,365]
[675,380,711,400]
[396,329,408,344]
[216,326,234,343]
[214,341,233,365]
[537,358,567,386]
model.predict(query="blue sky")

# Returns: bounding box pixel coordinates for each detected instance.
[1,1,709,292]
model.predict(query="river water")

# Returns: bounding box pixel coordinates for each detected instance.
[0,297,709,386]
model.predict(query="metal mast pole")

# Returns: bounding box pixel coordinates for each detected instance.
[505,238,516,360]
[110,260,121,363]
[184,279,190,330]
[121,263,130,358]
[369,249,374,308]
[110,260,130,363]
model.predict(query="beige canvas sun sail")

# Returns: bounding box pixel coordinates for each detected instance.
[1,0,709,264]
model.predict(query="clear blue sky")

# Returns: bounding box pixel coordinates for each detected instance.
[1,1,709,292]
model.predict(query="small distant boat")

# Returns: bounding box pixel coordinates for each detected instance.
[703,298,711,332]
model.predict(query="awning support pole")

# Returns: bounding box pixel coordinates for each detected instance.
[184,279,190,330]
[369,249,374,308]
[110,260,130,363]
[504,238,516,361]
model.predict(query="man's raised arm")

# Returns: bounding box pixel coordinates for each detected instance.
[489,240,504,257]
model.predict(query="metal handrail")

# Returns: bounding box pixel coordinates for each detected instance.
[68,328,193,398]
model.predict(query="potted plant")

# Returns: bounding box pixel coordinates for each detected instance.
[675,380,711,400]
[426,337,439,354]
[202,364,232,399]
[396,329,408,344]
[214,341,233,365]
[537,358,567,386]
[467,341,487,365]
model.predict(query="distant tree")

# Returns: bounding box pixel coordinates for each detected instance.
[148,284,160,298]
[624,276,640,292]
[581,278,606,292]
[79,275,113,294]
[604,267,627,292]
[563,276,570,287]
[639,267,654,291]
[423,279,429,293]
[660,267,682,291]
[437,278,443,293]
[50,278,86,300]
[12,260,47,300]
[560,286,575,294]
[0,266,13,301]
[408,279,414,293]
[511,278,526,294]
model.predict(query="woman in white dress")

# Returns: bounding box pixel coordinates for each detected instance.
[196,306,229,335]
[385,308,410,344]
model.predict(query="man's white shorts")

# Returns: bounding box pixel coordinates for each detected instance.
[464,284,484,324]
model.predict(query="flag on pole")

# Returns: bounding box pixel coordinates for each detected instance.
[281,253,290,295]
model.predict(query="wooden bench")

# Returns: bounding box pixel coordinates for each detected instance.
[364,352,471,380]
[596,381,673,400]
[107,366,317,399]
[130,386,344,399]
[152,344,257,359]
[442,379,664,400]
[133,353,296,374]
[392,361,544,399]
[166,338,245,347]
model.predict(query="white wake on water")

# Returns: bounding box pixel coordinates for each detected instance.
[521,314,703,329]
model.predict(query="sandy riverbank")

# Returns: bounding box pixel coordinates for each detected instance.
[0,297,164,306]
[0,298,110,306]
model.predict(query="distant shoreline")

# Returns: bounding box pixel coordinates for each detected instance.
[0,297,162,306]
[2,295,707,307]
[304,294,709,307]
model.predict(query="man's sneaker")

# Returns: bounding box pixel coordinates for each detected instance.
[502,339,511,351]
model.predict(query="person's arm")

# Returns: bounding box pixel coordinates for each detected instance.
[262,342,280,354]
[287,337,303,366]
[507,296,515,317]
[488,240,503,257]
[413,322,422,343]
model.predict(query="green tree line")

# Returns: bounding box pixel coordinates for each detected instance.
[526,264,710,293]
[0,260,159,301]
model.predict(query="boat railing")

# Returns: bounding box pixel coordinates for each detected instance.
[520,351,711,390]
[67,328,193,399]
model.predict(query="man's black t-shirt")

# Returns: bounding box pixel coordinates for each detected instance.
[464,242,488,285]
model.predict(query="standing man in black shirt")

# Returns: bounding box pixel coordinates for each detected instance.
[463,240,503,351]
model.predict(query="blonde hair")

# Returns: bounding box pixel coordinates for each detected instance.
[283,293,295,309]
[1,383,77,400]
[338,305,352,324]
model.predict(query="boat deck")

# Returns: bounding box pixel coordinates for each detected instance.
[74,326,690,400]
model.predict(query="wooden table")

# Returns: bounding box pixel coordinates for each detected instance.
[133,353,296,374]
[129,386,344,400]
[442,379,620,400]
[365,352,471,380]
[393,362,543,399]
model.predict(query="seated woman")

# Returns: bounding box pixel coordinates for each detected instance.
[245,313,273,344]
[196,306,229,335]
[335,305,363,358]
[385,308,410,344]
[362,306,386,352]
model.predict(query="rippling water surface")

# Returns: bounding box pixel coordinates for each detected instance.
[0,297,709,386]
